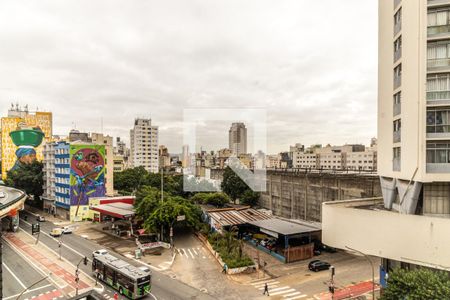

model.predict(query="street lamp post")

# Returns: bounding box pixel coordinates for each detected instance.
[15,273,51,300]
[346,246,375,300]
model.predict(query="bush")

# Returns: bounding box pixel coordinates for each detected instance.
[207,232,254,269]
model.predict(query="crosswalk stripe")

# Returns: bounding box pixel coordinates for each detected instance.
[285,295,307,300]
[182,249,189,258]
[258,285,279,290]
[251,279,276,285]
[178,249,184,256]
[284,292,302,297]
[271,289,296,296]
[187,249,195,258]
[255,282,280,289]
[267,286,290,292]
[193,248,198,255]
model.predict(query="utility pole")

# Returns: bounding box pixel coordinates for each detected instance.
[58,234,63,260]
[346,246,375,300]
[160,167,164,242]
[15,273,51,300]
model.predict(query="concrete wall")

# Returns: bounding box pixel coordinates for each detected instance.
[260,171,381,222]
[322,198,450,271]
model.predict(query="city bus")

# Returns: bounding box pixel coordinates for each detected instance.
[92,253,151,299]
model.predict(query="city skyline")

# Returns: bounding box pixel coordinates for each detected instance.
[0,0,377,153]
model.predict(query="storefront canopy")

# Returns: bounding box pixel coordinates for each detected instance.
[91,202,135,219]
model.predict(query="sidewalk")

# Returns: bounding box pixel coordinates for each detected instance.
[3,229,97,298]
[314,281,380,300]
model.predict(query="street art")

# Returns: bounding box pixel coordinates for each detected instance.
[9,124,44,171]
[70,145,106,217]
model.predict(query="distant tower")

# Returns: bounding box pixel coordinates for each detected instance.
[130,118,159,173]
[228,123,247,155]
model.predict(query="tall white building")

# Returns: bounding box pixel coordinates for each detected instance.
[130,118,159,173]
[228,122,247,155]
[323,0,450,277]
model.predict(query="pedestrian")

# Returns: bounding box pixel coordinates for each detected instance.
[222,263,228,274]
[263,283,269,296]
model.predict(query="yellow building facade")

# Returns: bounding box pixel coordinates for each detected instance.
[1,111,52,179]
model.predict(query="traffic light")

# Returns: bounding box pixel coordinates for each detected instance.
[31,223,40,235]
[83,256,88,265]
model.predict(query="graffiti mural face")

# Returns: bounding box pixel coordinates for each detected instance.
[10,126,44,172]
[70,145,106,209]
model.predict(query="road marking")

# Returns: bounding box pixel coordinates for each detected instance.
[3,262,27,289]
[187,249,195,259]
[261,286,289,292]
[271,289,296,296]
[285,295,307,300]
[255,281,280,288]
[15,227,104,292]
[3,284,53,300]
[258,285,279,290]
[178,248,184,257]
[284,292,302,297]
[251,279,277,285]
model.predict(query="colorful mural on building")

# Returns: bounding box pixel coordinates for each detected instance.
[1,108,52,179]
[69,144,106,216]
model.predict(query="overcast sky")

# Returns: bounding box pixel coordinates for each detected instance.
[0,0,377,154]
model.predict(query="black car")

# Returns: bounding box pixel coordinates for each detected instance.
[308,260,331,272]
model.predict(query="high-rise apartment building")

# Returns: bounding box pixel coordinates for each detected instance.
[91,133,114,196]
[322,0,450,278]
[130,118,159,173]
[228,122,247,155]
[1,104,52,179]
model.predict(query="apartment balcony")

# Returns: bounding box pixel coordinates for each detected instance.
[393,130,401,143]
[322,198,450,270]
[393,157,401,172]
[427,91,450,106]
[428,58,450,73]
[428,25,450,39]
[393,102,401,116]
[393,76,401,90]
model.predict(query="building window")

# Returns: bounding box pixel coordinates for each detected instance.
[393,147,401,171]
[393,119,401,142]
[427,142,450,163]
[394,8,402,35]
[427,109,450,133]
[427,74,450,101]
[393,91,401,116]
[394,64,402,89]
[394,36,402,62]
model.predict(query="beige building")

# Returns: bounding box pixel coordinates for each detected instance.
[159,145,171,169]
[323,0,450,274]
[228,122,247,155]
[91,133,114,196]
[130,118,159,173]
[113,155,125,172]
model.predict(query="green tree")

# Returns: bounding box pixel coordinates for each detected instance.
[135,186,161,219]
[143,196,201,239]
[190,192,230,207]
[6,160,43,201]
[381,268,450,300]
[113,166,148,194]
[221,167,249,202]
[240,190,260,207]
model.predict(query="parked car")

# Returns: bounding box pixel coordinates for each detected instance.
[36,215,46,222]
[0,191,5,198]
[50,228,63,237]
[308,260,331,272]
[93,249,108,257]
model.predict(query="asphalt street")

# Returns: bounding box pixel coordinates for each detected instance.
[18,210,215,300]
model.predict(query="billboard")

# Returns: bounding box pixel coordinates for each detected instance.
[70,144,106,216]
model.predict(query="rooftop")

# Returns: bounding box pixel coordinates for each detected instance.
[248,218,321,236]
